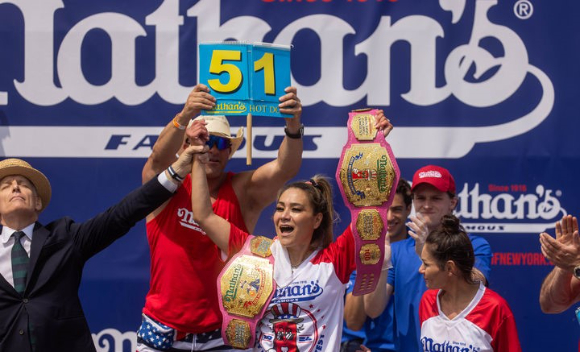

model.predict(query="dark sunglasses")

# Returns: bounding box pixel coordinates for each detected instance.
[206,135,232,151]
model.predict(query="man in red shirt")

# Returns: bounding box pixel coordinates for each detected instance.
[137,84,303,351]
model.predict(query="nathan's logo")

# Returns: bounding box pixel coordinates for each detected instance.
[208,101,247,115]
[0,0,554,159]
[0,0,555,158]
[455,183,566,233]
[421,337,481,352]
[223,265,243,303]
[176,208,205,234]
[418,171,442,179]
[376,155,390,193]
[274,281,323,303]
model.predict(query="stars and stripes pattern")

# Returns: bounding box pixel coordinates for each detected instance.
[137,314,175,350]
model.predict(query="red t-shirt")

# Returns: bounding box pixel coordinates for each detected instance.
[143,172,247,333]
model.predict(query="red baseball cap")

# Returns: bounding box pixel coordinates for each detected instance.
[411,165,456,194]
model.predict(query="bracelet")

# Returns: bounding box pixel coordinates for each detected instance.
[172,116,186,130]
[284,124,304,139]
[167,165,185,182]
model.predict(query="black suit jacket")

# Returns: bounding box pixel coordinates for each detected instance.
[0,177,174,352]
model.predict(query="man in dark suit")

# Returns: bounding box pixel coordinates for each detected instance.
[0,144,206,352]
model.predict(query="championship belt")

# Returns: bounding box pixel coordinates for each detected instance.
[218,235,276,349]
[336,108,400,295]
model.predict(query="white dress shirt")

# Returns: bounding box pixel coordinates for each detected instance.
[0,223,34,287]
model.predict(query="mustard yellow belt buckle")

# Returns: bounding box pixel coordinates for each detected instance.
[336,108,400,295]
[218,235,276,349]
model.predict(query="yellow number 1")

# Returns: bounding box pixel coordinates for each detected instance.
[208,50,243,93]
[254,52,275,95]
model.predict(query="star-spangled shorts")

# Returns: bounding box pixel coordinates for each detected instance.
[136,313,242,351]
[137,314,175,351]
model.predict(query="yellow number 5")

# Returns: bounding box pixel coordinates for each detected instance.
[208,50,243,93]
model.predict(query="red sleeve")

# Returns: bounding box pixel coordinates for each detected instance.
[316,225,356,283]
[491,300,522,352]
[419,289,439,326]
[227,223,250,258]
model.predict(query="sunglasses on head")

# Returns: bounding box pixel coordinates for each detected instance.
[206,135,232,151]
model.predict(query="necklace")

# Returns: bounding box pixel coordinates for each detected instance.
[289,248,314,270]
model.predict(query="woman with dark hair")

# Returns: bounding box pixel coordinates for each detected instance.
[418,215,521,352]
[189,115,393,351]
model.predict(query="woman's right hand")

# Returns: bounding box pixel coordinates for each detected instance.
[172,145,208,176]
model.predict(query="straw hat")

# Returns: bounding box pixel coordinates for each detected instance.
[191,115,244,159]
[0,158,52,211]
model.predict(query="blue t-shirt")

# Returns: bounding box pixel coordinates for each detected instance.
[388,235,492,352]
[345,271,395,352]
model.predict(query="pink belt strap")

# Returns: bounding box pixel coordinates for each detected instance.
[218,235,276,349]
[336,108,400,295]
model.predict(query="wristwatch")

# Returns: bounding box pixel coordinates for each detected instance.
[573,265,580,280]
[284,124,304,139]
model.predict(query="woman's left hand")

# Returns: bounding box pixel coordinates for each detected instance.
[374,109,393,138]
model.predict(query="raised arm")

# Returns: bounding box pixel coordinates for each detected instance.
[539,215,580,313]
[233,87,303,229]
[344,286,367,331]
[241,87,302,200]
[142,84,216,184]
[190,135,231,253]
[363,272,394,319]
[363,234,394,318]
[75,145,206,260]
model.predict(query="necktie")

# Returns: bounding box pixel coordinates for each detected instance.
[11,231,29,294]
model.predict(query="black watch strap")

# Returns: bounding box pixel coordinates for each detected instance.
[284,124,304,139]
[574,266,580,280]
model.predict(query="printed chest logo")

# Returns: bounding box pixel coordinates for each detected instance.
[260,302,326,352]
[176,207,206,234]
[273,281,324,303]
[421,336,482,352]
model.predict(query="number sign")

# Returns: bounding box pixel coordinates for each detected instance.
[199,42,291,118]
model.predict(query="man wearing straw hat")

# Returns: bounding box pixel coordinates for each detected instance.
[137,84,303,351]
[0,146,206,352]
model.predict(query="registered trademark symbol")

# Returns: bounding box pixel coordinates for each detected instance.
[556,190,562,197]
[514,0,533,20]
